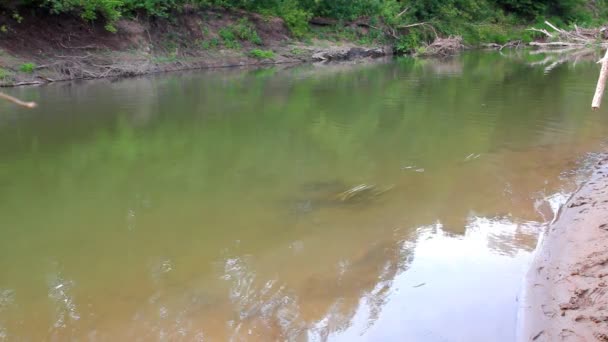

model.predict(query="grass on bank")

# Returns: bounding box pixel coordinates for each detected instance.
[249,48,275,59]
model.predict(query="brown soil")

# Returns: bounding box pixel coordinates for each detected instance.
[519,157,608,341]
[0,8,390,86]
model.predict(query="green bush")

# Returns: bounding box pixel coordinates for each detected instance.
[249,48,275,59]
[199,37,220,49]
[395,31,423,54]
[232,19,263,44]
[19,62,36,73]
[278,0,312,37]
[0,68,10,79]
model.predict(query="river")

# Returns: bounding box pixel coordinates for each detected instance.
[1,51,607,341]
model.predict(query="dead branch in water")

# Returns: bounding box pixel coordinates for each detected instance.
[524,48,595,73]
[529,41,586,47]
[417,36,464,57]
[592,48,608,110]
[0,92,37,109]
[528,21,607,47]
[482,40,523,51]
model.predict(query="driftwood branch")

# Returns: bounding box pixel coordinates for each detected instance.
[592,47,608,110]
[544,21,566,35]
[526,28,554,38]
[0,92,37,108]
[529,41,585,47]
[528,21,605,48]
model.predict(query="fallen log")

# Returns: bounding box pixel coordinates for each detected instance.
[529,41,585,47]
[592,47,608,110]
[0,92,37,108]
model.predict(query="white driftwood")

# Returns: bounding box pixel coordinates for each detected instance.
[592,48,608,110]
[529,41,584,47]
[544,21,566,35]
[526,28,554,38]
[0,92,37,108]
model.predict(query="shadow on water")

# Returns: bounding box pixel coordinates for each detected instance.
[1,50,608,341]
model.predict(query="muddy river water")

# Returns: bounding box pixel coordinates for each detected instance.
[1,51,608,341]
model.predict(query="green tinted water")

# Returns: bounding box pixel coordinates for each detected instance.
[1,51,608,341]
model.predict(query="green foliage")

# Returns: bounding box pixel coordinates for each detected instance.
[463,24,511,44]
[495,0,590,21]
[12,11,23,23]
[152,54,178,63]
[19,62,36,73]
[4,0,607,44]
[217,19,262,49]
[218,27,236,42]
[277,0,312,37]
[218,27,240,48]
[232,19,263,44]
[43,0,122,27]
[249,48,275,59]
[198,37,220,49]
[290,47,305,55]
[0,68,10,79]
[395,32,423,54]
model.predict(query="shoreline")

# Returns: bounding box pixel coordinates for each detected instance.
[2,7,603,89]
[518,157,608,341]
[0,9,394,88]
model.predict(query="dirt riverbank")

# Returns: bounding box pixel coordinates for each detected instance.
[0,8,391,87]
[519,157,608,341]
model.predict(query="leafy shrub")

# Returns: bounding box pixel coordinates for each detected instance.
[19,62,36,73]
[394,32,422,54]
[232,19,263,44]
[199,37,220,49]
[278,0,312,37]
[218,27,236,42]
[0,68,10,79]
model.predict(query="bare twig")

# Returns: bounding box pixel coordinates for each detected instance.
[58,42,104,50]
[396,7,409,18]
[55,53,93,59]
[395,22,438,39]
[0,92,37,108]
[397,22,428,29]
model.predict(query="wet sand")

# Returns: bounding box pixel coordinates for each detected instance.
[519,157,608,341]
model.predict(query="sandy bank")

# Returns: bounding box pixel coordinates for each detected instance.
[519,158,608,341]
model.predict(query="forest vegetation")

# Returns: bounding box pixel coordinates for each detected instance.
[1,0,607,51]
